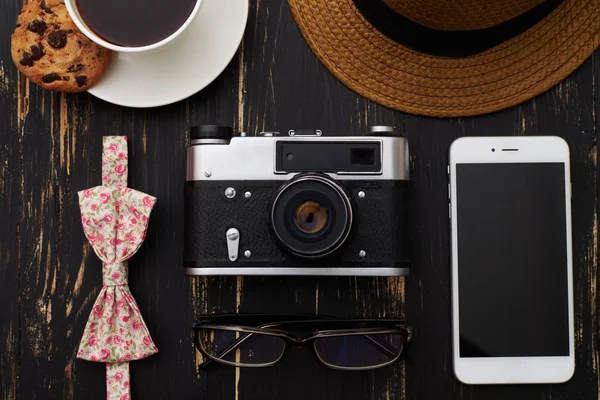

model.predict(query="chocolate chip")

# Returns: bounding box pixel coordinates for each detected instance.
[47,30,67,49]
[67,64,84,73]
[20,52,34,67]
[42,73,61,83]
[28,19,46,34]
[76,76,88,87]
[30,43,44,61]
[40,0,53,13]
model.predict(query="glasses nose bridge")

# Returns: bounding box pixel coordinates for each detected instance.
[287,334,312,345]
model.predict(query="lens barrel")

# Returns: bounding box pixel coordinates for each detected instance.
[271,174,353,258]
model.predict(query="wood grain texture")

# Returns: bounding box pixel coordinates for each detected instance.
[0,2,22,400]
[0,0,598,399]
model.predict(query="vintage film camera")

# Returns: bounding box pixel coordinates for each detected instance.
[184,125,410,276]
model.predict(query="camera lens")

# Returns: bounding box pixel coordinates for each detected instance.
[271,174,353,258]
[294,201,328,234]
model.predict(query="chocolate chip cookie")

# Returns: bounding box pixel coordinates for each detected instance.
[11,0,112,93]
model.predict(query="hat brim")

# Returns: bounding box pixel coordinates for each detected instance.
[288,0,600,117]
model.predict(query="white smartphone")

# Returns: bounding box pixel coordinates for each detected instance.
[449,136,574,385]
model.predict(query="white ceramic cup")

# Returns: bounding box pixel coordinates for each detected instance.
[64,0,202,53]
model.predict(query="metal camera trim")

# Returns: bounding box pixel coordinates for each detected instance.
[273,139,384,176]
[185,267,409,276]
[270,174,353,259]
[186,136,409,182]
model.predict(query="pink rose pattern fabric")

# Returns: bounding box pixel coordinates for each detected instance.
[77,136,157,400]
[107,363,130,400]
[102,136,129,187]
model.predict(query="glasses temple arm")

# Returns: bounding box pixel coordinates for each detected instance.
[200,331,257,365]
[363,334,403,357]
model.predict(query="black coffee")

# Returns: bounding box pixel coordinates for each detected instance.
[75,0,197,47]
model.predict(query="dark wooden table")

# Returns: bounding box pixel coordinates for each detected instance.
[1,1,598,399]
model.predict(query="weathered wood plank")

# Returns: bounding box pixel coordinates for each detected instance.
[0,2,24,400]
[594,50,600,400]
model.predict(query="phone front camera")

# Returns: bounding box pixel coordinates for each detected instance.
[492,148,496,152]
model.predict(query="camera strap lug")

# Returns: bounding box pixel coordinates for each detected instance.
[226,228,240,262]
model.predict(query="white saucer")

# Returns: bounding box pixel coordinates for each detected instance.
[87,0,248,108]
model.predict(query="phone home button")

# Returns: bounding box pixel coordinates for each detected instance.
[504,361,525,383]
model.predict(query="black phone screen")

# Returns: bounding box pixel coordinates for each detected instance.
[456,163,570,358]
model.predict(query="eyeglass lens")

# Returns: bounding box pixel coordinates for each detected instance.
[198,329,286,366]
[314,333,403,368]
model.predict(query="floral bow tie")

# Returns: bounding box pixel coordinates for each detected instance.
[77,136,157,400]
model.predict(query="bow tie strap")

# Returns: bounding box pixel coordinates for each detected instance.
[107,363,130,400]
[102,136,129,188]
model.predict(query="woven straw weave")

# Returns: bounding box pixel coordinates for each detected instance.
[288,0,600,117]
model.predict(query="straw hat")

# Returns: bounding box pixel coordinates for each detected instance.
[287,0,600,117]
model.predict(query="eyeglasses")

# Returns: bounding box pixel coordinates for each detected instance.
[193,314,412,371]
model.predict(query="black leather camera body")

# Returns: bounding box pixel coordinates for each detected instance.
[184,126,410,276]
